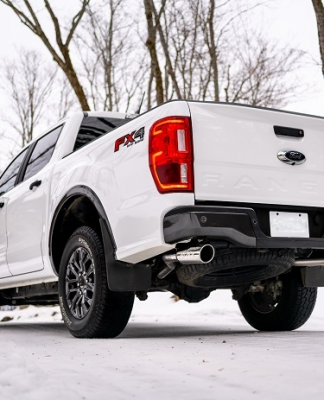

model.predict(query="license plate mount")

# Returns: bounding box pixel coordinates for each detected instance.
[269,211,309,238]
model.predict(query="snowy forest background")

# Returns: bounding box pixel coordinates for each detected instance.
[1,0,324,170]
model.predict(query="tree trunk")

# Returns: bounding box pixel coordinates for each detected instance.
[208,0,220,102]
[143,0,164,105]
[63,66,90,111]
[151,0,182,99]
[312,0,324,80]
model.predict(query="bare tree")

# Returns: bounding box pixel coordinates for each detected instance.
[0,0,90,110]
[196,0,266,102]
[312,0,324,83]
[150,0,182,99]
[0,49,57,148]
[161,0,210,100]
[223,35,304,107]
[197,0,220,101]
[143,0,164,107]
[147,0,302,108]
[49,75,78,121]
[0,0,308,115]
[75,0,147,112]
[142,0,266,103]
[79,0,122,111]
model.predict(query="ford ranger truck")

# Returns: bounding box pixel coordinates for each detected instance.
[0,101,323,338]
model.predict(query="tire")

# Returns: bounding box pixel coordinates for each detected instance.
[58,226,134,338]
[238,269,317,331]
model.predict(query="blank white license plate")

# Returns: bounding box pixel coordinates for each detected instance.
[269,211,309,238]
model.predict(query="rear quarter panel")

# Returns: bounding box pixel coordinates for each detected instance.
[50,101,194,263]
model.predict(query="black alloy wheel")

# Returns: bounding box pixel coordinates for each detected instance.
[64,246,95,320]
[58,226,134,338]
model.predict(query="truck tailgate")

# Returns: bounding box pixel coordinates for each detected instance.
[189,102,324,208]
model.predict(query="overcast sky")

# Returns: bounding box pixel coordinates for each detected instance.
[0,0,324,169]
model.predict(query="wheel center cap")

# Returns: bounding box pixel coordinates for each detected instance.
[79,276,86,287]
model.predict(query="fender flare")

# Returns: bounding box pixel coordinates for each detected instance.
[49,185,151,291]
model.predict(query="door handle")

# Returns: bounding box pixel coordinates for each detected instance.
[0,202,4,208]
[29,180,42,191]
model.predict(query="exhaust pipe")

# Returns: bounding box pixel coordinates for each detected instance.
[293,259,324,267]
[158,244,215,279]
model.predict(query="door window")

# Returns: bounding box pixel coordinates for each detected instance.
[0,148,29,195]
[23,125,62,182]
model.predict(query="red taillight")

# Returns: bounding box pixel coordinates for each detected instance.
[149,116,194,193]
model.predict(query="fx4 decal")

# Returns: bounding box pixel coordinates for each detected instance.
[114,127,145,152]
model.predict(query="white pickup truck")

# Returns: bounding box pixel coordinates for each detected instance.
[0,100,323,338]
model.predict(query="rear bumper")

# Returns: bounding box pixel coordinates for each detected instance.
[163,206,324,249]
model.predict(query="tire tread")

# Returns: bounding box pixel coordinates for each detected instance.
[238,269,317,331]
[59,226,134,338]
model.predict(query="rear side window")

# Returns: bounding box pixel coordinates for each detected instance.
[74,117,130,151]
[23,125,62,182]
[0,147,28,195]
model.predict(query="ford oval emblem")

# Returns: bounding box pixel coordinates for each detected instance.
[277,150,306,165]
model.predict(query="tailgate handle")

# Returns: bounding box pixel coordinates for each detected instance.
[274,125,304,138]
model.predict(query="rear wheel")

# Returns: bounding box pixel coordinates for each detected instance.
[58,226,134,338]
[238,269,317,331]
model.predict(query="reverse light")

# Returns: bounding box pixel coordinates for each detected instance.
[149,116,194,193]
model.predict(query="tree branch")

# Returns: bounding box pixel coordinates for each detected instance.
[65,0,90,47]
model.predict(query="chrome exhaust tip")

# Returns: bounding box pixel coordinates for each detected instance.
[158,244,215,279]
[175,244,215,265]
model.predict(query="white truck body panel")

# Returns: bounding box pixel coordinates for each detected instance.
[0,197,9,278]
[5,170,45,275]
[189,102,324,207]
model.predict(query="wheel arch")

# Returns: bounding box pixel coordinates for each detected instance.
[49,185,151,291]
[49,186,115,276]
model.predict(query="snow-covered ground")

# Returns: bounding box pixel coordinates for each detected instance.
[0,288,323,400]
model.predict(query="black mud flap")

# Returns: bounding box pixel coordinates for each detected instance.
[99,219,151,291]
[301,266,324,287]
